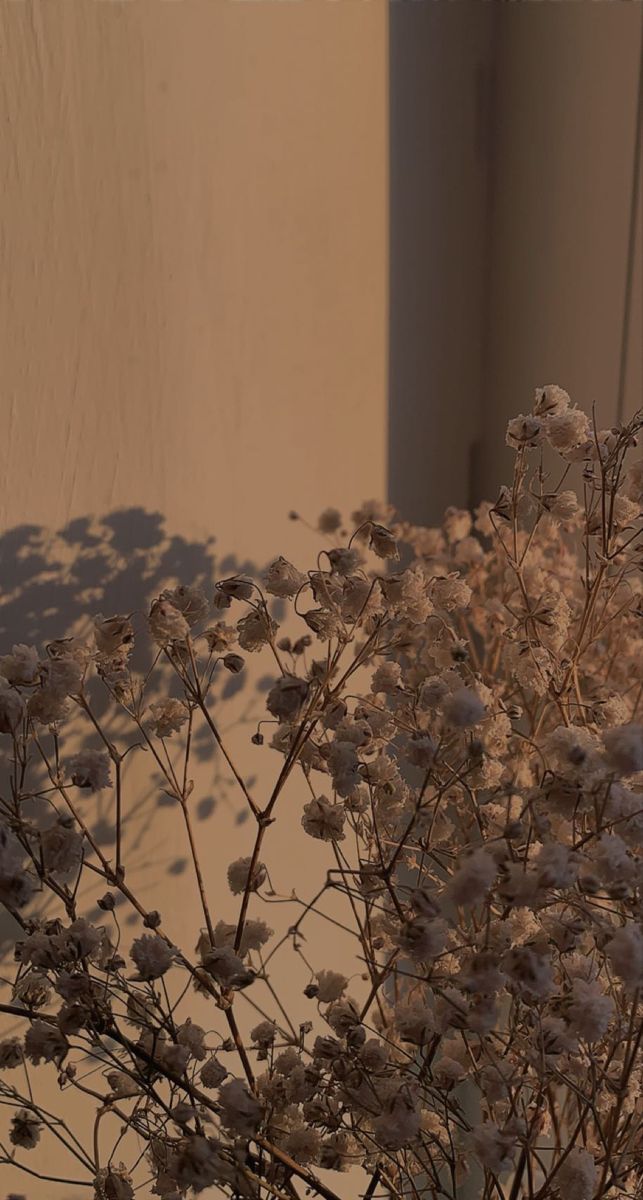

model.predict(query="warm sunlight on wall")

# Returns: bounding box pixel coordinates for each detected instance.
[0,4,388,1196]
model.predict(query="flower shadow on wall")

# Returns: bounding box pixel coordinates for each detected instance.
[0,508,270,957]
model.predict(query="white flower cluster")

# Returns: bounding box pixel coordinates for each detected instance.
[0,391,641,1200]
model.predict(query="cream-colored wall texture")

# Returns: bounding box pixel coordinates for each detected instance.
[1,0,388,550]
[0,3,387,1196]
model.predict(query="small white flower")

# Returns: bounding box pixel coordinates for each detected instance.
[148,599,190,645]
[93,615,134,656]
[106,1071,140,1099]
[395,999,435,1044]
[406,733,438,769]
[506,414,544,448]
[68,749,112,792]
[623,456,643,503]
[371,1088,420,1150]
[603,723,643,775]
[250,1020,276,1049]
[606,923,643,988]
[319,1131,355,1171]
[545,407,589,452]
[326,740,361,797]
[227,856,267,895]
[41,820,83,878]
[0,678,25,732]
[318,507,342,534]
[44,654,85,697]
[24,1021,67,1065]
[218,1078,263,1136]
[371,660,402,695]
[504,944,554,999]
[130,934,174,980]
[533,384,570,417]
[263,556,306,598]
[547,489,580,521]
[200,1055,228,1088]
[535,842,577,890]
[149,698,189,738]
[216,577,255,601]
[470,1121,514,1174]
[396,916,447,961]
[94,1165,135,1200]
[432,575,472,612]
[0,644,39,686]
[315,970,348,1003]
[201,622,237,652]
[443,687,485,728]
[176,1020,206,1061]
[9,1108,41,1150]
[160,585,208,627]
[302,796,346,842]
[443,507,472,543]
[267,674,309,721]
[0,1037,23,1069]
[556,1148,597,1200]
[450,848,496,907]
[327,546,362,575]
[567,977,613,1041]
[369,523,399,560]
[283,1125,321,1165]
[237,609,277,652]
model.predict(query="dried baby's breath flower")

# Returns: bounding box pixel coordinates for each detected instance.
[237,609,277,651]
[302,795,346,842]
[443,686,485,728]
[160,584,209,627]
[369,523,399,560]
[218,1078,263,1136]
[0,644,39,686]
[545,406,590,451]
[201,621,237,652]
[9,1109,41,1150]
[533,383,571,417]
[200,1055,227,1088]
[148,599,189,645]
[68,749,112,792]
[93,615,134,656]
[318,506,343,533]
[506,414,544,448]
[149,698,189,738]
[556,1147,598,1200]
[227,856,267,895]
[130,935,175,981]
[266,673,309,721]
[263,556,307,598]
[0,389,641,1200]
[603,722,643,775]
[94,1165,135,1200]
[0,677,25,732]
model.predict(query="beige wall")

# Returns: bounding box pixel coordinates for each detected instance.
[1,0,388,560]
[0,3,387,1196]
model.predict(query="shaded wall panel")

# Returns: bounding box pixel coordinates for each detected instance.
[389,1,497,524]
[479,4,643,500]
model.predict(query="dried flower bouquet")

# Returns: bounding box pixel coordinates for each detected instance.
[0,387,642,1200]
